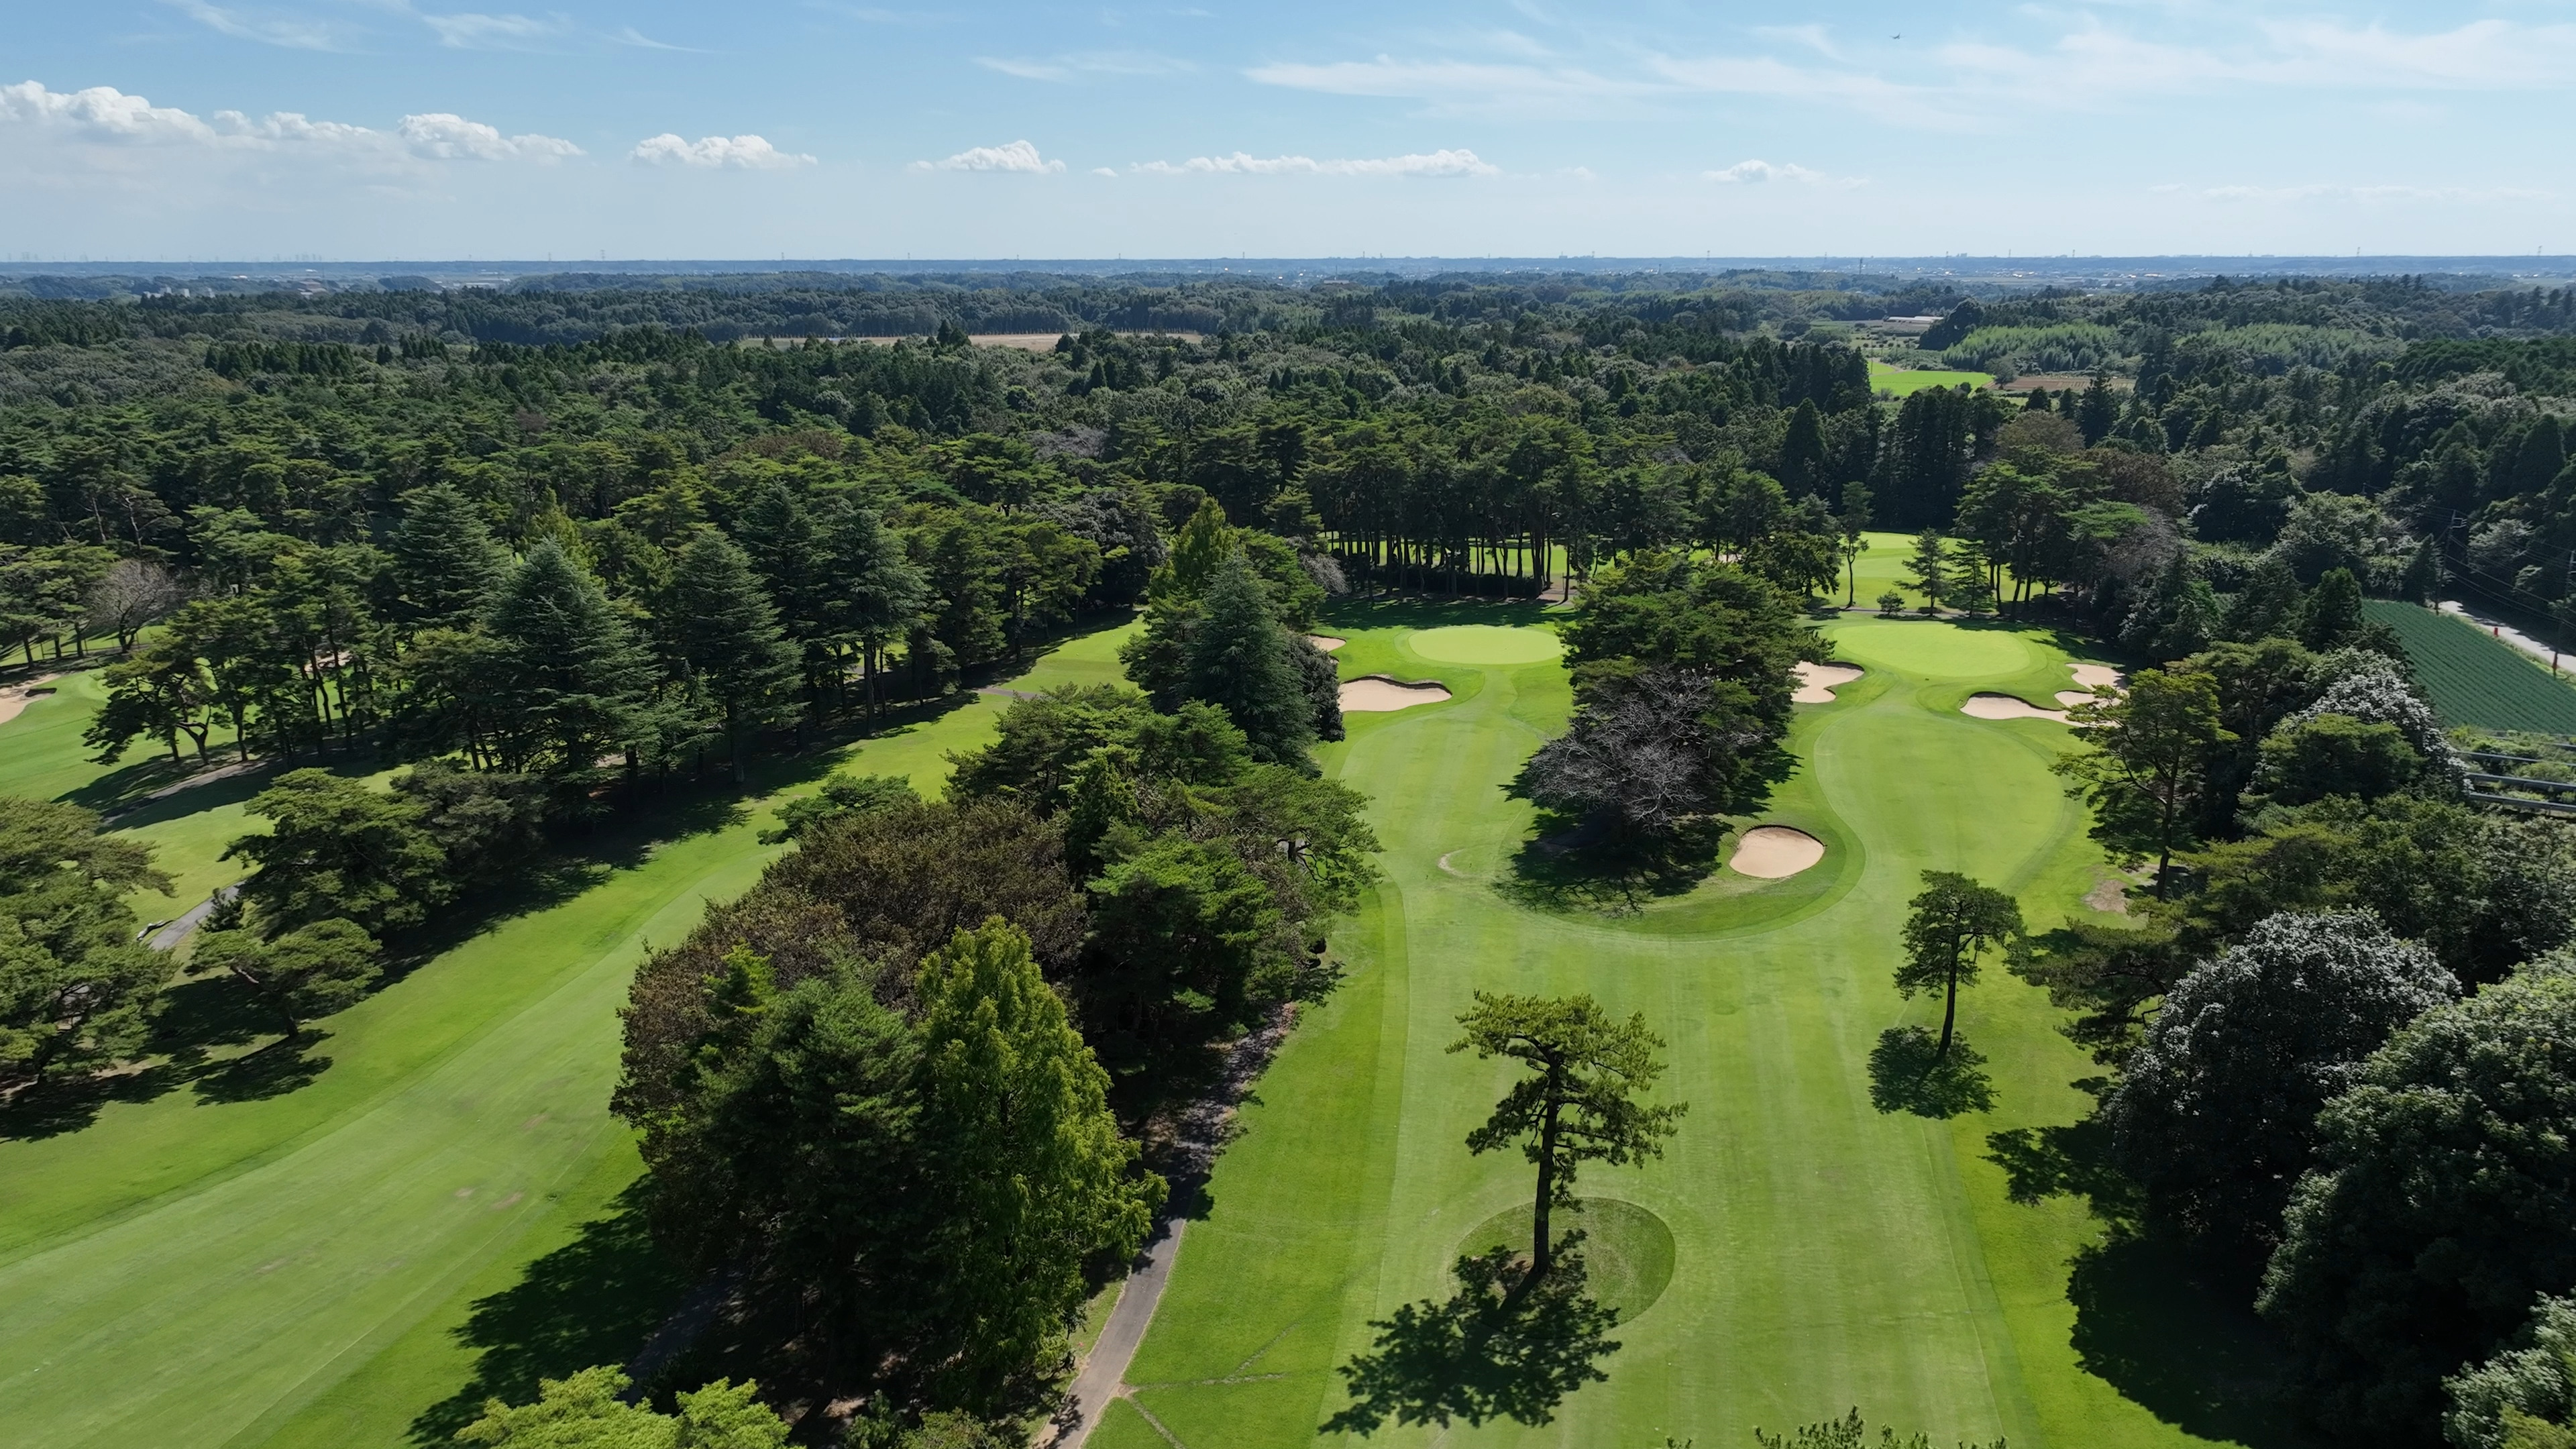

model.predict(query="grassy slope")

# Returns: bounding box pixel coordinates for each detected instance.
[1102,612,2220,1449]
[2363,599,2576,734]
[0,623,1136,1449]
[1870,360,1998,396]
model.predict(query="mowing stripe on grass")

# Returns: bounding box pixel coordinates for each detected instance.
[2365,599,2576,733]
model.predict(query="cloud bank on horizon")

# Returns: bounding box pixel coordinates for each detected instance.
[3,1,2571,260]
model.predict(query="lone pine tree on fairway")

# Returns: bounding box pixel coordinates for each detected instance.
[1451,991,1686,1283]
[1894,871,2022,1058]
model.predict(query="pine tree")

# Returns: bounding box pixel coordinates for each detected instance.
[663,531,803,784]
[482,539,659,778]
[390,484,511,629]
[1904,529,1949,615]
[1781,399,1827,497]
[821,500,927,718]
[1165,496,1233,597]
[1182,552,1314,765]
[2077,372,2118,445]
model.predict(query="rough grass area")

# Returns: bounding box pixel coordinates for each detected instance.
[0,623,1140,1449]
[2365,599,2576,733]
[1115,610,2250,1447]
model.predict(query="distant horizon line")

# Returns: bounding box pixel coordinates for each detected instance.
[7,254,2574,271]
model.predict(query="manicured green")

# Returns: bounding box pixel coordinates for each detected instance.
[1870,360,1997,396]
[1114,609,2210,1448]
[0,623,1137,1449]
[1408,625,1564,665]
[2363,599,2576,733]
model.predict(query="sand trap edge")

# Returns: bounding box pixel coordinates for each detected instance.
[1793,661,1864,705]
[1961,692,2070,724]
[1307,635,1347,653]
[1730,825,1826,879]
[1340,675,1452,712]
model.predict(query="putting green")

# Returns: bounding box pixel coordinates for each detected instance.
[1103,614,2201,1449]
[1407,625,1564,665]
[0,624,1140,1449]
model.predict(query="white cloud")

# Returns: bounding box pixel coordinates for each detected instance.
[1704,158,1860,188]
[400,113,583,161]
[1245,55,1650,110]
[0,80,579,164]
[161,0,346,51]
[1133,148,1497,178]
[630,133,816,170]
[419,11,566,50]
[975,51,1193,82]
[917,140,1064,173]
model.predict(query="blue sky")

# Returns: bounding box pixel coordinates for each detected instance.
[3,1,2573,260]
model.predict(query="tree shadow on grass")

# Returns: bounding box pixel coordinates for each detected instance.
[2066,1232,2308,1449]
[1500,816,1731,916]
[1319,596,1562,633]
[1981,1101,2308,1447]
[408,1183,691,1446]
[1866,1027,1996,1118]
[1324,1240,1621,1436]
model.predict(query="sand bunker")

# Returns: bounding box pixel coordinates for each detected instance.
[1730,826,1825,879]
[0,674,61,727]
[1962,693,2070,724]
[2068,663,2124,690]
[1340,675,1452,712]
[1793,662,1863,704]
[1307,635,1347,653]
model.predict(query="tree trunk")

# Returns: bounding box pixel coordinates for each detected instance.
[1529,1065,1564,1287]
[1937,964,1960,1057]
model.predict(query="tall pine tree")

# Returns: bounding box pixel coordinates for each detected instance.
[821,498,928,718]
[1182,552,1314,765]
[662,531,802,784]
[390,484,510,629]
[482,539,659,779]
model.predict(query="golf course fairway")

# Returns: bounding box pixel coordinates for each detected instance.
[0,626,1137,1449]
[1094,607,2214,1449]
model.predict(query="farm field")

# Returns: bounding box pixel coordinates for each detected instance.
[1096,606,2253,1449]
[0,622,1138,1449]
[2364,599,2576,734]
[1869,359,1996,396]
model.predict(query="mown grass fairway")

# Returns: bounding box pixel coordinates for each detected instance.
[0,625,1137,1449]
[1099,608,2237,1449]
[2363,599,2576,733]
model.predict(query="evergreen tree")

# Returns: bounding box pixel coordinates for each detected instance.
[1903,529,1949,614]
[2300,566,2367,651]
[2077,372,2118,445]
[1181,552,1314,765]
[1780,399,1827,497]
[0,799,171,1085]
[191,917,382,1035]
[390,484,511,629]
[821,499,927,717]
[1836,480,1873,607]
[914,919,1159,1408]
[224,768,449,936]
[1165,496,1233,596]
[661,531,802,783]
[1894,871,2023,1057]
[481,540,660,778]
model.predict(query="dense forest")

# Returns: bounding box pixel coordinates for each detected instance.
[11,268,2576,1445]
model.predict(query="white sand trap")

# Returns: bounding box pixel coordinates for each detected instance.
[1731,826,1825,879]
[1340,675,1452,712]
[1307,635,1347,653]
[0,674,62,727]
[2055,692,2098,708]
[2068,663,2124,690]
[1962,693,2070,724]
[1793,662,1863,704]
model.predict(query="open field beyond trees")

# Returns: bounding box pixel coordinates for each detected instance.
[2363,599,2576,735]
[1093,607,2261,1449]
[1868,360,1998,396]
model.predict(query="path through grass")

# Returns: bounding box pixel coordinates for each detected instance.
[0,623,1136,1449]
[1098,610,2253,1449]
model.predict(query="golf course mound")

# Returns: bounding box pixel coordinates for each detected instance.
[1460,1197,1676,1322]
[1307,635,1347,653]
[1792,662,1863,704]
[1962,692,2070,724]
[1341,675,1452,712]
[1408,623,1564,665]
[1729,825,1825,878]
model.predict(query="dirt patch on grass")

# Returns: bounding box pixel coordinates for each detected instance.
[1340,676,1451,712]
[1729,826,1825,879]
[1793,662,1863,704]
[1962,693,2070,724]
[2084,873,2129,914]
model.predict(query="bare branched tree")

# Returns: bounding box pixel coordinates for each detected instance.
[85,559,187,652]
